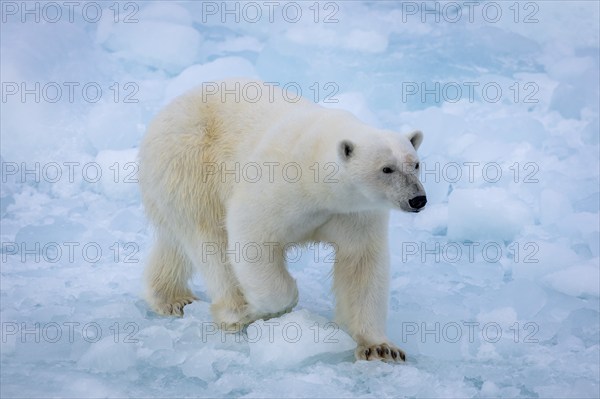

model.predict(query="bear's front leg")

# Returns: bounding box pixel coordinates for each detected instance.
[227,237,299,320]
[327,212,406,362]
[334,243,406,362]
[225,191,300,323]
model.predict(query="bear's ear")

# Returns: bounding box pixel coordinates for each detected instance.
[407,130,423,150]
[338,140,355,161]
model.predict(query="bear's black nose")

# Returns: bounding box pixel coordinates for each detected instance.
[409,195,427,210]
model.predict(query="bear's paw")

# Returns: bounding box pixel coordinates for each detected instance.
[355,342,406,362]
[153,294,198,317]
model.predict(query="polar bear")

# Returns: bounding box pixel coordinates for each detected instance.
[139,80,426,362]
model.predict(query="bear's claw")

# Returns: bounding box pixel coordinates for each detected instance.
[153,295,198,317]
[355,343,405,362]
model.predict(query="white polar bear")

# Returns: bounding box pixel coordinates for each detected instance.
[139,80,426,362]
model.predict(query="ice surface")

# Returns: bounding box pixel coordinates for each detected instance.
[1,1,599,398]
[87,103,144,152]
[286,26,389,53]
[247,309,355,369]
[97,5,201,74]
[94,148,139,201]
[447,188,533,241]
[544,262,600,298]
[165,57,258,102]
[78,336,138,373]
[321,91,381,127]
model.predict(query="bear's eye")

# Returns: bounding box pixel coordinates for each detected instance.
[382,166,395,174]
[415,162,420,170]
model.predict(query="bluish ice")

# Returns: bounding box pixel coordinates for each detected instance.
[1,1,598,398]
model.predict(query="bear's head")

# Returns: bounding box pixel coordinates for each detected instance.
[338,130,427,213]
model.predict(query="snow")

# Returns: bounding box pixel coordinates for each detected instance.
[1,1,599,398]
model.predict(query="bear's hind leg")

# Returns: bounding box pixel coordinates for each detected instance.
[184,235,253,331]
[145,234,197,317]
